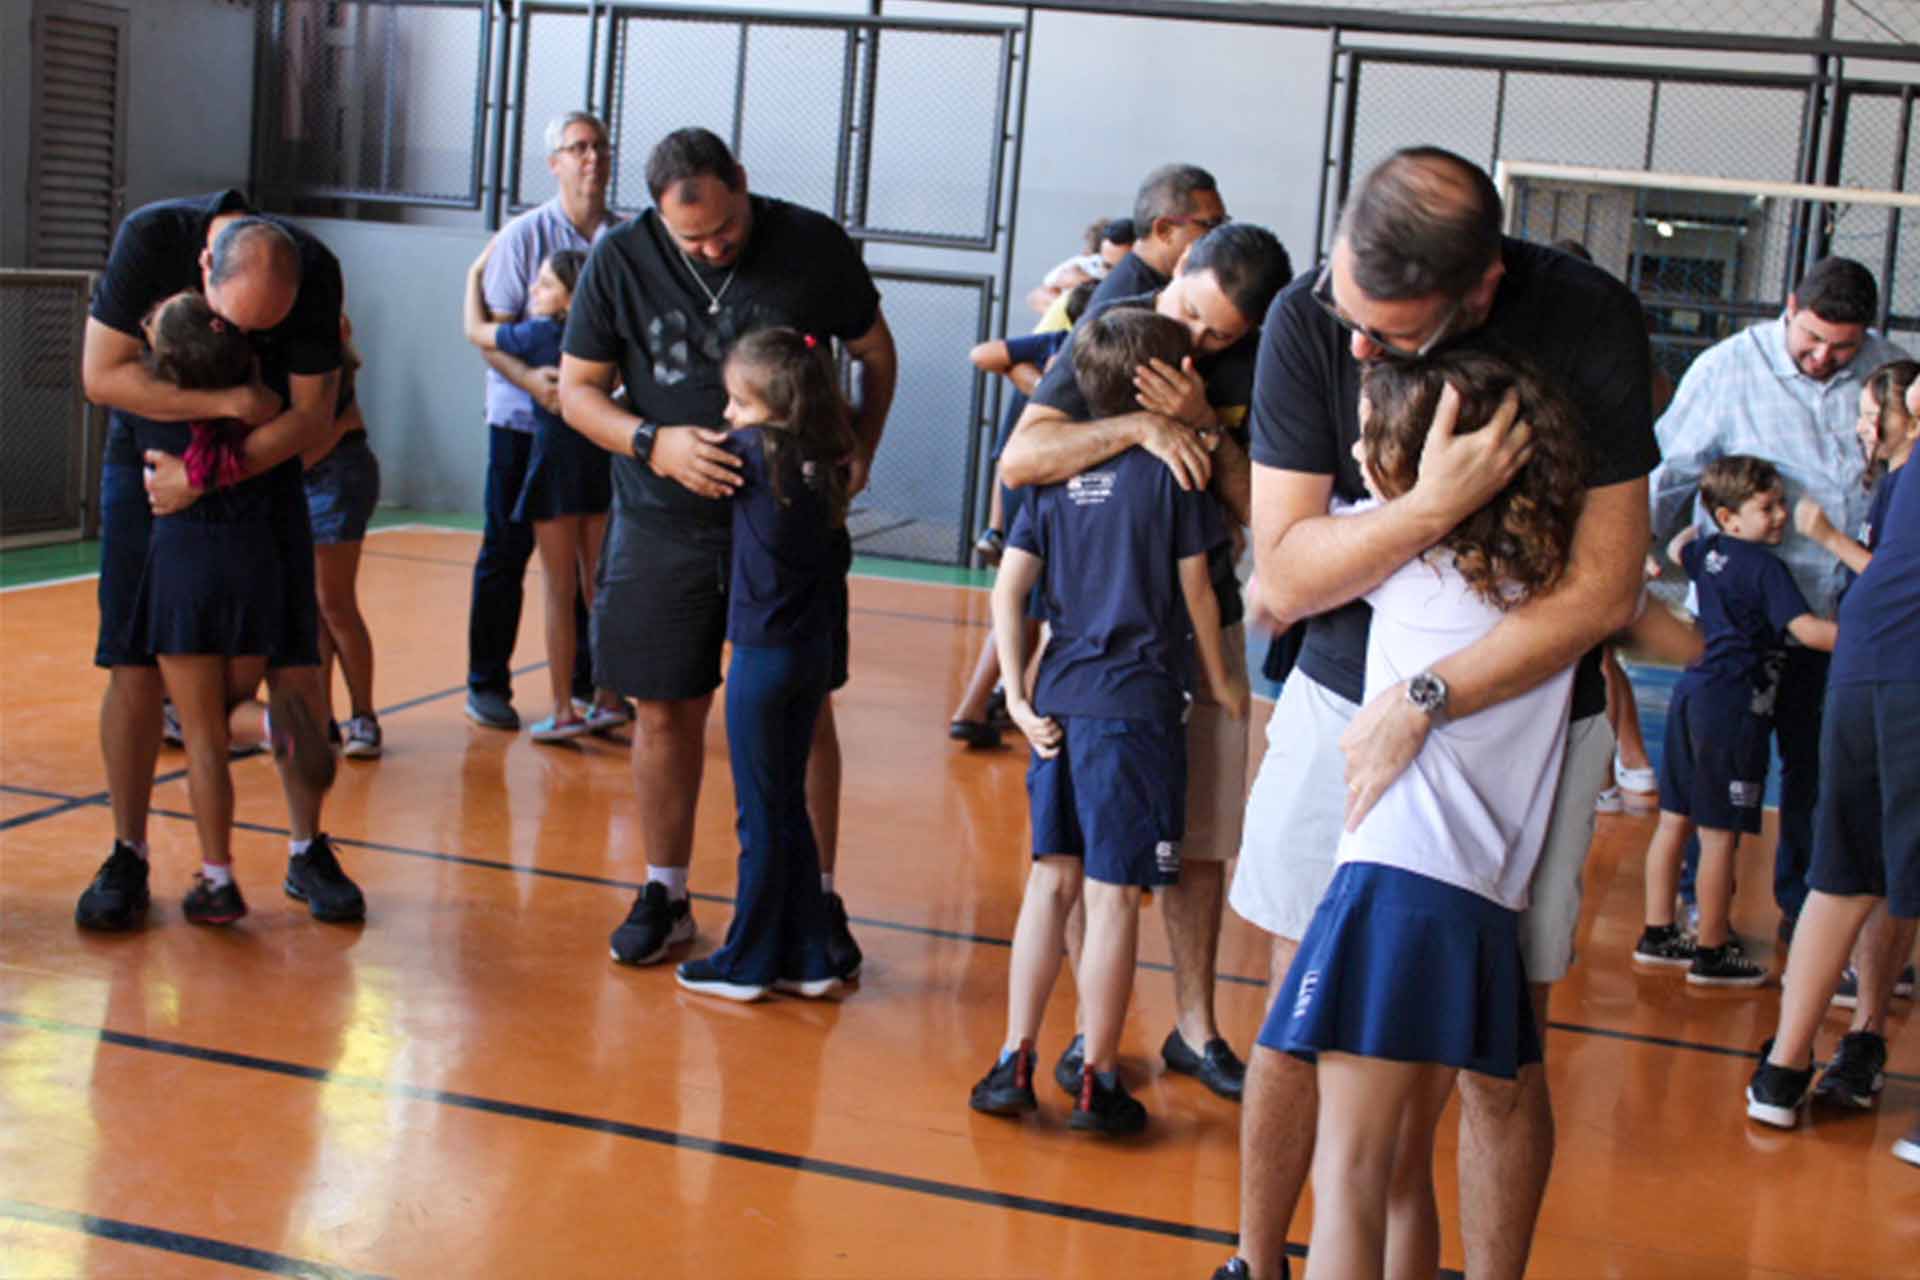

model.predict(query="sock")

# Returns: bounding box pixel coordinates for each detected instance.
[201,862,234,888]
[121,840,150,860]
[820,872,835,896]
[290,837,314,858]
[648,866,689,900]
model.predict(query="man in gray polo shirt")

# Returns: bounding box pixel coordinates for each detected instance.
[462,110,621,730]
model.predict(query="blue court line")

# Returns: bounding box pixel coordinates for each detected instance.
[0,1010,1277,1262]
[0,1197,385,1280]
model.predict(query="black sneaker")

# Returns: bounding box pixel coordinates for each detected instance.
[1069,1066,1147,1136]
[824,891,863,981]
[1632,924,1696,969]
[284,834,366,922]
[674,956,768,1002]
[75,842,151,931]
[1747,1038,1814,1128]
[1162,1029,1246,1101]
[1210,1257,1290,1280]
[1900,964,1917,999]
[1831,966,1861,1008]
[1053,1033,1085,1096]
[969,1041,1039,1116]
[1814,1030,1887,1110]
[610,882,695,965]
[465,690,520,730]
[182,874,248,926]
[1687,940,1766,987]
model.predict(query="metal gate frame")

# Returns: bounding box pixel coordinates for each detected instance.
[0,270,99,549]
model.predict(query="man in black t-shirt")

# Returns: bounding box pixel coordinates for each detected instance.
[1086,162,1230,313]
[559,128,896,975]
[999,224,1291,1107]
[73,191,365,933]
[1213,149,1655,1280]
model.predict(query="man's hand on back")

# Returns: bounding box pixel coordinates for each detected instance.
[530,366,562,416]
[651,426,743,499]
[1135,412,1213,492]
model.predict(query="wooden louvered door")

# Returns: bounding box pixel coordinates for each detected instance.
[28,0,128,269]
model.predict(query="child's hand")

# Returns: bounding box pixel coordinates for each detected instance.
[1009,699,1062,759]
[1794,497,1834,542]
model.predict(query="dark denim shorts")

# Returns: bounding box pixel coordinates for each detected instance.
[304,431,381,545]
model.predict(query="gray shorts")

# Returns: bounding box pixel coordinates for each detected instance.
[1230,669,1612,984]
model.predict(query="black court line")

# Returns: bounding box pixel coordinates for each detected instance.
[0,799,90,832]
[0,1196,385,1280]
[1,1009,1269,1261]
[0,782,81,803]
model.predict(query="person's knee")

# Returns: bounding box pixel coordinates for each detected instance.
[1459,1063,1549,1130]
[1084,878,1141,920]
[107,665,164,704]
[1029,858,1084,909]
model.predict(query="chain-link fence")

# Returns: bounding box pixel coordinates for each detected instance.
[0,272,94,545]
[253,0,493,207]
[1303,0,1917,46]
[848,271,996,565]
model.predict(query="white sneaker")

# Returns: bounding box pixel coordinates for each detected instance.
[1595,786,1625,814]
[774,975,847,999]
[1615,756,1658,794]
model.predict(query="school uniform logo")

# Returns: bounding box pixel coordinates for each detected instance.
[1292,969,1319,1021]
[1704,549,1729,575]
[1066,470,1116,507]
[1155,840,1181,878]
[1729,780,1762,808]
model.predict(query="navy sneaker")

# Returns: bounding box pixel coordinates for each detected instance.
[75,842,150,931]
[675,956,768,1002]
[824,891,862,981]
[1747,1039,1814,1128]
[464,690,519,730]
[284,834,366,922]
[610,882,695,965]
[1053,1033,1086,1096]
[1069,1066,1147,1136]
[969,1041,1039,1116]
[182,874,248,926]
[1814,1030,1887,1110]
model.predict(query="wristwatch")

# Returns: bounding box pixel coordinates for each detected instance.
[630,420,658,465]
[1406,670,1449,722]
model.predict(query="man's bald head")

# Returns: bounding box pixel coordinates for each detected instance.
[1338,146,1502,302]
[201,217,301,332]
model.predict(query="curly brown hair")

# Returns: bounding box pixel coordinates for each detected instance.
[1359,347,1588,609]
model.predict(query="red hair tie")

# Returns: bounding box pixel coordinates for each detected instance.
[802,333,817,349]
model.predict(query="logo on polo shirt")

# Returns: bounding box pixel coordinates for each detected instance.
[1704,549,1728,575]
[1066,470,1116,507]
[1292,970,1319,1021]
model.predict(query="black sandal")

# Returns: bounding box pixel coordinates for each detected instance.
[948,718,1001,749]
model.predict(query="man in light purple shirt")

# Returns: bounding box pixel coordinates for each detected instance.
[463,110,621,730]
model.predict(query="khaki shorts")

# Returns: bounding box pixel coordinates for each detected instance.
[1183,622,1250,862]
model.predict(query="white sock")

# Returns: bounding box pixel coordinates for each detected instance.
[290,837,313,858]
[201,862,234,888]
[820,873,835,896]
[648,866,689,900]
[123,840,150,860]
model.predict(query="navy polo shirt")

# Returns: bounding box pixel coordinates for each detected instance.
[1008,446,1226,723]
[1834,458,1920,686]
[1683,532,1814,695]
[724,428,841,650]
[1841,464,1905,596]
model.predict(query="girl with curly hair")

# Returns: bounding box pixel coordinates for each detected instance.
[1264,346,1588,1280]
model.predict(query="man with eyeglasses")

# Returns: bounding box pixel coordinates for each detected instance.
[460,110,621,732]
[1212,147,1656,1280]
[1086,163,1231,310]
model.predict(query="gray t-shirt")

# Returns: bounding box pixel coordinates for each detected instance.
[481,197,617,432]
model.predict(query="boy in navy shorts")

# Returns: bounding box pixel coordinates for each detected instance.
[968,308,1243,1135]
[1634,456,1836,987]
[1750,376,1920,1167]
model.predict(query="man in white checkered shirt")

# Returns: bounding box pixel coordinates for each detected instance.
[1648,255,1912,937]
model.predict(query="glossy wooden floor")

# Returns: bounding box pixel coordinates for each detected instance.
[1,526,1914,1279]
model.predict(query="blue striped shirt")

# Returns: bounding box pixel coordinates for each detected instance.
[1649,316,1911,618]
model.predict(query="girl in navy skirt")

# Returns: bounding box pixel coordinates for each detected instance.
[463,246,621,742]
[133,290,335,924]
[1260,350,1588,1280]
[675,328,857,1002]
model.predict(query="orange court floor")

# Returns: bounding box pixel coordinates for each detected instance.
[0,524,1915,1279]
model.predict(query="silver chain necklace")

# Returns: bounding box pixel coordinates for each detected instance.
[675,243,737,316]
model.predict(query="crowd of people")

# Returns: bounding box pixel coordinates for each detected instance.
[66,106,1917,1279]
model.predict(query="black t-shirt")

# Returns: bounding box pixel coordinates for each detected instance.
[1250,237,1658,716]
[563,196,881,547]
[1086,251,1169,312]
[90,190,345,467]
[1028,289,1251,628]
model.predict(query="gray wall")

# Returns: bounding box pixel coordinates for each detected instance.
[1,1,30,269]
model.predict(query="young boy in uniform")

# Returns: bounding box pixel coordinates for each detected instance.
[968,308,1244,1134]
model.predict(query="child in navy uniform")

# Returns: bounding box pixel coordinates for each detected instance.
[1634,456,1836,987]
[464,245,622,742]
[1262,351,1588,1280]
[130,290,338,924]
[674,327,858,1002]
[969,308,1242,1135]
[1750,372,1920,1169]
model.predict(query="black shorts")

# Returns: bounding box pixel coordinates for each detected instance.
[1809,680,1920,917]
[95,462,155,668]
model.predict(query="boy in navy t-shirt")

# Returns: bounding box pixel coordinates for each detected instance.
[968,308,1242,1134]
[1634,456,1836,987]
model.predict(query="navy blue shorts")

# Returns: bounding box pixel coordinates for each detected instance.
[95,461,155,668]
[1656,678,1768,835]
[1810,681,1920,918]
[1259,861,1542,1079]
[304,431,382,545]
[1026,714,1185,887]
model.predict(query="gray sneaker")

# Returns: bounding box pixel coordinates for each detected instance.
[465,690,519,730]
[342,714,382,759]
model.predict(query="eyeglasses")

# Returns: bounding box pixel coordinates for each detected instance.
[1310,262,1463,362]
[553,139,611,159]
[1165,214,1231,233]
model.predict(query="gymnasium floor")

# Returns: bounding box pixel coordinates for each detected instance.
[0,522,1914,1278]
